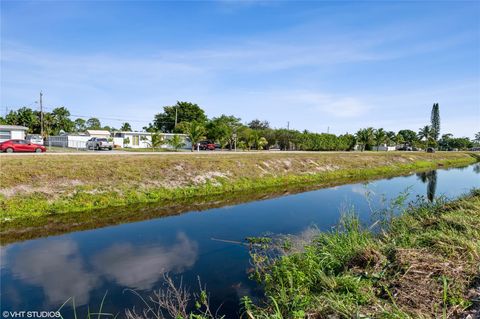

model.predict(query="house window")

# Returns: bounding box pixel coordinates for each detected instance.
[132,135,139,146]
[0,131,10,141]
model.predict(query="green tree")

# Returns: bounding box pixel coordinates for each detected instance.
[395,133,405,147]
[373,128,387,150]
[386,131,396,146]
[206,115,243,150]
[356,127,374,151]
[248,119,270,130]
[438,133,453,150]
[418,125,434,146]
[168,134,185,151]
[120,122,132,131]
[86,118,102,130]
[51,107,74,134]
[449,137,472,150]
[153,101,207,133]
[42,112,56,137]
[273,129,300,151]
[430,103,440,141]
[151,132,165,150]
[5,107,38,133]
[474,132,480,146]
[74,118,86,132]
[0,116,6,124]
[257,137,268,150]
[181,121,206,151]
[397,129,418,147]
[246,129,257,150]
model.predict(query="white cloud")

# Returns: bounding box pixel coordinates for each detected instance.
[289,92,370,118]
[1,12,478,137]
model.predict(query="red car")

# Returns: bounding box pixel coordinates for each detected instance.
[198,140,216,150]
[0,139,46,153]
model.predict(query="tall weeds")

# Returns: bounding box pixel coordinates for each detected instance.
[244,189,480,318]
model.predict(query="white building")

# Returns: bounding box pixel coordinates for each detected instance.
[113,132,191,149]
[113,131,152,148]
[0,125,29,142]
[372,144,397,151]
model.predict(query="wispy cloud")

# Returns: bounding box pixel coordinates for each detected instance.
[1,1,478,136]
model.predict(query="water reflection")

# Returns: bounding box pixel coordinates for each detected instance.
[9,240,98,306]
[474,163,480,174]
[1,164,479,317]
[416,170,437,201]
[4,232,198,307]
[91,232,198,290]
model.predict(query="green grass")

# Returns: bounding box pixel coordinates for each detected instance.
[121,147,184,152]
[0,152,478,242]
[244,190,480,318]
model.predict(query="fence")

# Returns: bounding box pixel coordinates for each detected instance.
[45,136,90,150]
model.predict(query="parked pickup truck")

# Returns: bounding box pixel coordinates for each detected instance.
[86,137,113,150]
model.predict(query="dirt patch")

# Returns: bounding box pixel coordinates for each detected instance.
[347,247,385,272]
[192,171,231,186]
[0,179,84,198]
[389,248,473,318]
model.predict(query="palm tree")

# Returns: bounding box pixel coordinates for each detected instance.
[120,122,132,131]
[184,121,206,152]
[475,132,480,144]
[418,125,433,142]
[373,128,387,150]
[386,131,396,146]
[142,132,165,151]
[396,133,405,148]
[168,134,185,151]
[257,137,268,150]
[356,127,374,151]
[418,125,434,146]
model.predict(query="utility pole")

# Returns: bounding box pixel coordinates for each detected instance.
[327,126,330,134]
[40,91,44,137]
[287,121,290,151]
[175,106,178,127]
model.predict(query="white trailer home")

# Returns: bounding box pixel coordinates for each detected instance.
[0,125,29,142]
[113,131,152,148]
[113,132,191,150]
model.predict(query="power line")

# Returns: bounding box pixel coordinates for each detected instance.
[40,106,156,123]
[40,92,44,138]
[2,104,179,125]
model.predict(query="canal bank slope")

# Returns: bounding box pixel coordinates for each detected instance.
[1,152,478,227]
[245,190,480,318]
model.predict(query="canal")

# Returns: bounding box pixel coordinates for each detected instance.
[1,164,479,318]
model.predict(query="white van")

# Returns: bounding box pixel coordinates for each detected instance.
[26,134,44,145]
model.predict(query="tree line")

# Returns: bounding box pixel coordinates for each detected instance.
[1,102,479,151]
[0,106,133,136]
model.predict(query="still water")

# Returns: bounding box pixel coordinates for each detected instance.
[1,164,479,317]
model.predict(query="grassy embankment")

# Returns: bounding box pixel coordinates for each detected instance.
[0,152,478,239]
[244,190,480,318]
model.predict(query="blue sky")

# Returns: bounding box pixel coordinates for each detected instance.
[1,1,479,137]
